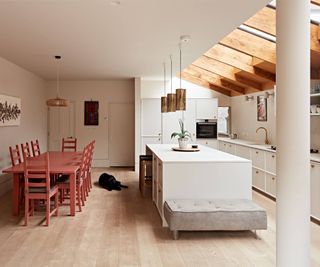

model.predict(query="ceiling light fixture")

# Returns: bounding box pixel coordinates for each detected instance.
[161,62,168,113]
[167,55,176,112]
[176,43,186,111]
[46,56,68,107]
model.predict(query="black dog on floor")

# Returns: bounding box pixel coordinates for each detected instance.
[98,173,128,191]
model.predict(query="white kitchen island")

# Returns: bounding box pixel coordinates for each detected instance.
[146,144,252,226]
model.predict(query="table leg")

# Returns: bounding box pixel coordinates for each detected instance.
[12,173,20,216]
[69,173,76,216]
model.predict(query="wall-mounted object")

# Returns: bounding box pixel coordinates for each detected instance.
[264,91,275,99]
[84,101,99,125]
[257,95,267,121]
[0,94,21,126]
[245,95,254,101]
[46,56,69,107]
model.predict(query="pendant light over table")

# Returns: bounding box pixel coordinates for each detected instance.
[161,62,168,113]
[167,55,176,112]
[46,56,69,107]
[176,43,186,111]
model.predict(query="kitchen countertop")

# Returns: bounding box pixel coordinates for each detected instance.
[147,144,251,163]
[218,137,320,163]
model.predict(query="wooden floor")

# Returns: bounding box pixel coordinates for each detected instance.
[0,168,319,267]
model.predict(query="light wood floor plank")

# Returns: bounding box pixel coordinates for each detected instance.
[0,168,319,267]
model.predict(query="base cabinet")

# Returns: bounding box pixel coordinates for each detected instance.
[266,173,276,197]
[253,168,266,191]
[311,162,320,220]
[196,139,218,149]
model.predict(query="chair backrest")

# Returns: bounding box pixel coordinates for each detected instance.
[24,152,50,194]
[78,146,89,182]
[9,145,22,166]
[31,139,41,157]
[21,142,31,160]
[62,137,77,152]
[84,141,95,174]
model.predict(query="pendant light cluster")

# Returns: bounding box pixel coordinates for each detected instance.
[46,56,69,107]
[161,37,188,113]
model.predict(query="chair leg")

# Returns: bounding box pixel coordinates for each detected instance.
[54,193,58,216]
[24,196,29,226]
[46,197,50,226]
[77,186,82,212]
[81,186,85,206]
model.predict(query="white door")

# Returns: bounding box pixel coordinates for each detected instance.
[196,98,218,120]
[48,102,75,151]
[109,103,134,166]
[162,111,181,144]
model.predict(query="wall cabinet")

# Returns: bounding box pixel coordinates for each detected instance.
[196,98,218,120]
[141,99,161,136]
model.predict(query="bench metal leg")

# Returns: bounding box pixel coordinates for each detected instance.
[253,230,261,240]
[173,230,179,240]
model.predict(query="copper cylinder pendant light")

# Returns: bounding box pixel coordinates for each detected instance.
[161,62,168,113]
[167,55,176,112]
[46,56,69,107]
[176,44,186,111]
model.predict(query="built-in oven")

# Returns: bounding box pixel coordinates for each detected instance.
[196,121,217,139]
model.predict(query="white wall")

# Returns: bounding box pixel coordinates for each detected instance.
[231,90,276,144]
[46,80,135,167]
[0,57,47,196]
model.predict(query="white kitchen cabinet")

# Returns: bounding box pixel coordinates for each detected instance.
[219,141,228,152]
[141,99,161,136]
[197,139,218,149]
[162,111,181,144]
[225,142,236,155]
[251,149,265,169]
[266,173,276,197]
[235,145,251,160]
[183,99,197,140]
[311,161,320,220]
[266,152,276,174]
[196,98,218,120]
[252,168,266,191]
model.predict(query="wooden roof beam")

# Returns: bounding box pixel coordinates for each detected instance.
[180,72,231,96]
[312,0,320,5]
[193,55,264,90]
[184,65,245,95]
[205,44,275,82]
[220,29,276,64]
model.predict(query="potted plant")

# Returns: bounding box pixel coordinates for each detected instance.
[171,119,191,149]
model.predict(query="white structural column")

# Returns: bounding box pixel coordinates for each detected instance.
[276,0,310,266]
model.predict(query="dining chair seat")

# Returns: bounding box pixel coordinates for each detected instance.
[29,185,58,194]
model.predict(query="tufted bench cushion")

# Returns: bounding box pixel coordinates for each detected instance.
[163,199,267,239]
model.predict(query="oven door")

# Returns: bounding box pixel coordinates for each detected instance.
[196,122,217,139]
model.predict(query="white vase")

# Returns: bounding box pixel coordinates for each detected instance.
[178,138,188,149]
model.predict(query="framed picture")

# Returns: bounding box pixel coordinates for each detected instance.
[257,95,267,121]
[0,94,21,126]
[84,101,99,126]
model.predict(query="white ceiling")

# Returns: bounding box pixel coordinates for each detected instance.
[0,0,270,80]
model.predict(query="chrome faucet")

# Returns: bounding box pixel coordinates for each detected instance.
[256,127,270,145]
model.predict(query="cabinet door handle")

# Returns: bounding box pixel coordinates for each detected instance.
[272,155,275,158]
[256,170,259,174]
[311,164,315,168]
[256,151,259,154]
[223,144,226,146]
[272,177,275,181]
[229,145,232,147]
[206,142,208,144]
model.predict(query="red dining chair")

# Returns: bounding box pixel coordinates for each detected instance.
[9,145,24,211]
[84,141,95,195]
[61,137,77,152]
[57,146,88,211]
[31,139,41,157]
[24,152,59,226]
[21,142,31,160]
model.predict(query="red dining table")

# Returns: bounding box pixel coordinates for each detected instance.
[2,151,82,216]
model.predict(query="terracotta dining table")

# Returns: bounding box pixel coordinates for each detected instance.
[2,151,82,216]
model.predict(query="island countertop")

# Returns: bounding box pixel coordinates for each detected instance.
[147,144,251,163]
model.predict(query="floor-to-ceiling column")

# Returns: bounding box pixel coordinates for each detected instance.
[276,0,310,266]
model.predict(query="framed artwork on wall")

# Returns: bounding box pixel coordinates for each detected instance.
[257,95,267,121]
[84,101,99,126]
[0,94,21,126]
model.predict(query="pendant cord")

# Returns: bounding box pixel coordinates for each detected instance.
[179,43,182,88]
[163,62,166,95]
[170,55,172,93]
[56,56,60,98]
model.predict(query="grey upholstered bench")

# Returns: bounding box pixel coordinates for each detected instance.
[163,199,267,240]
